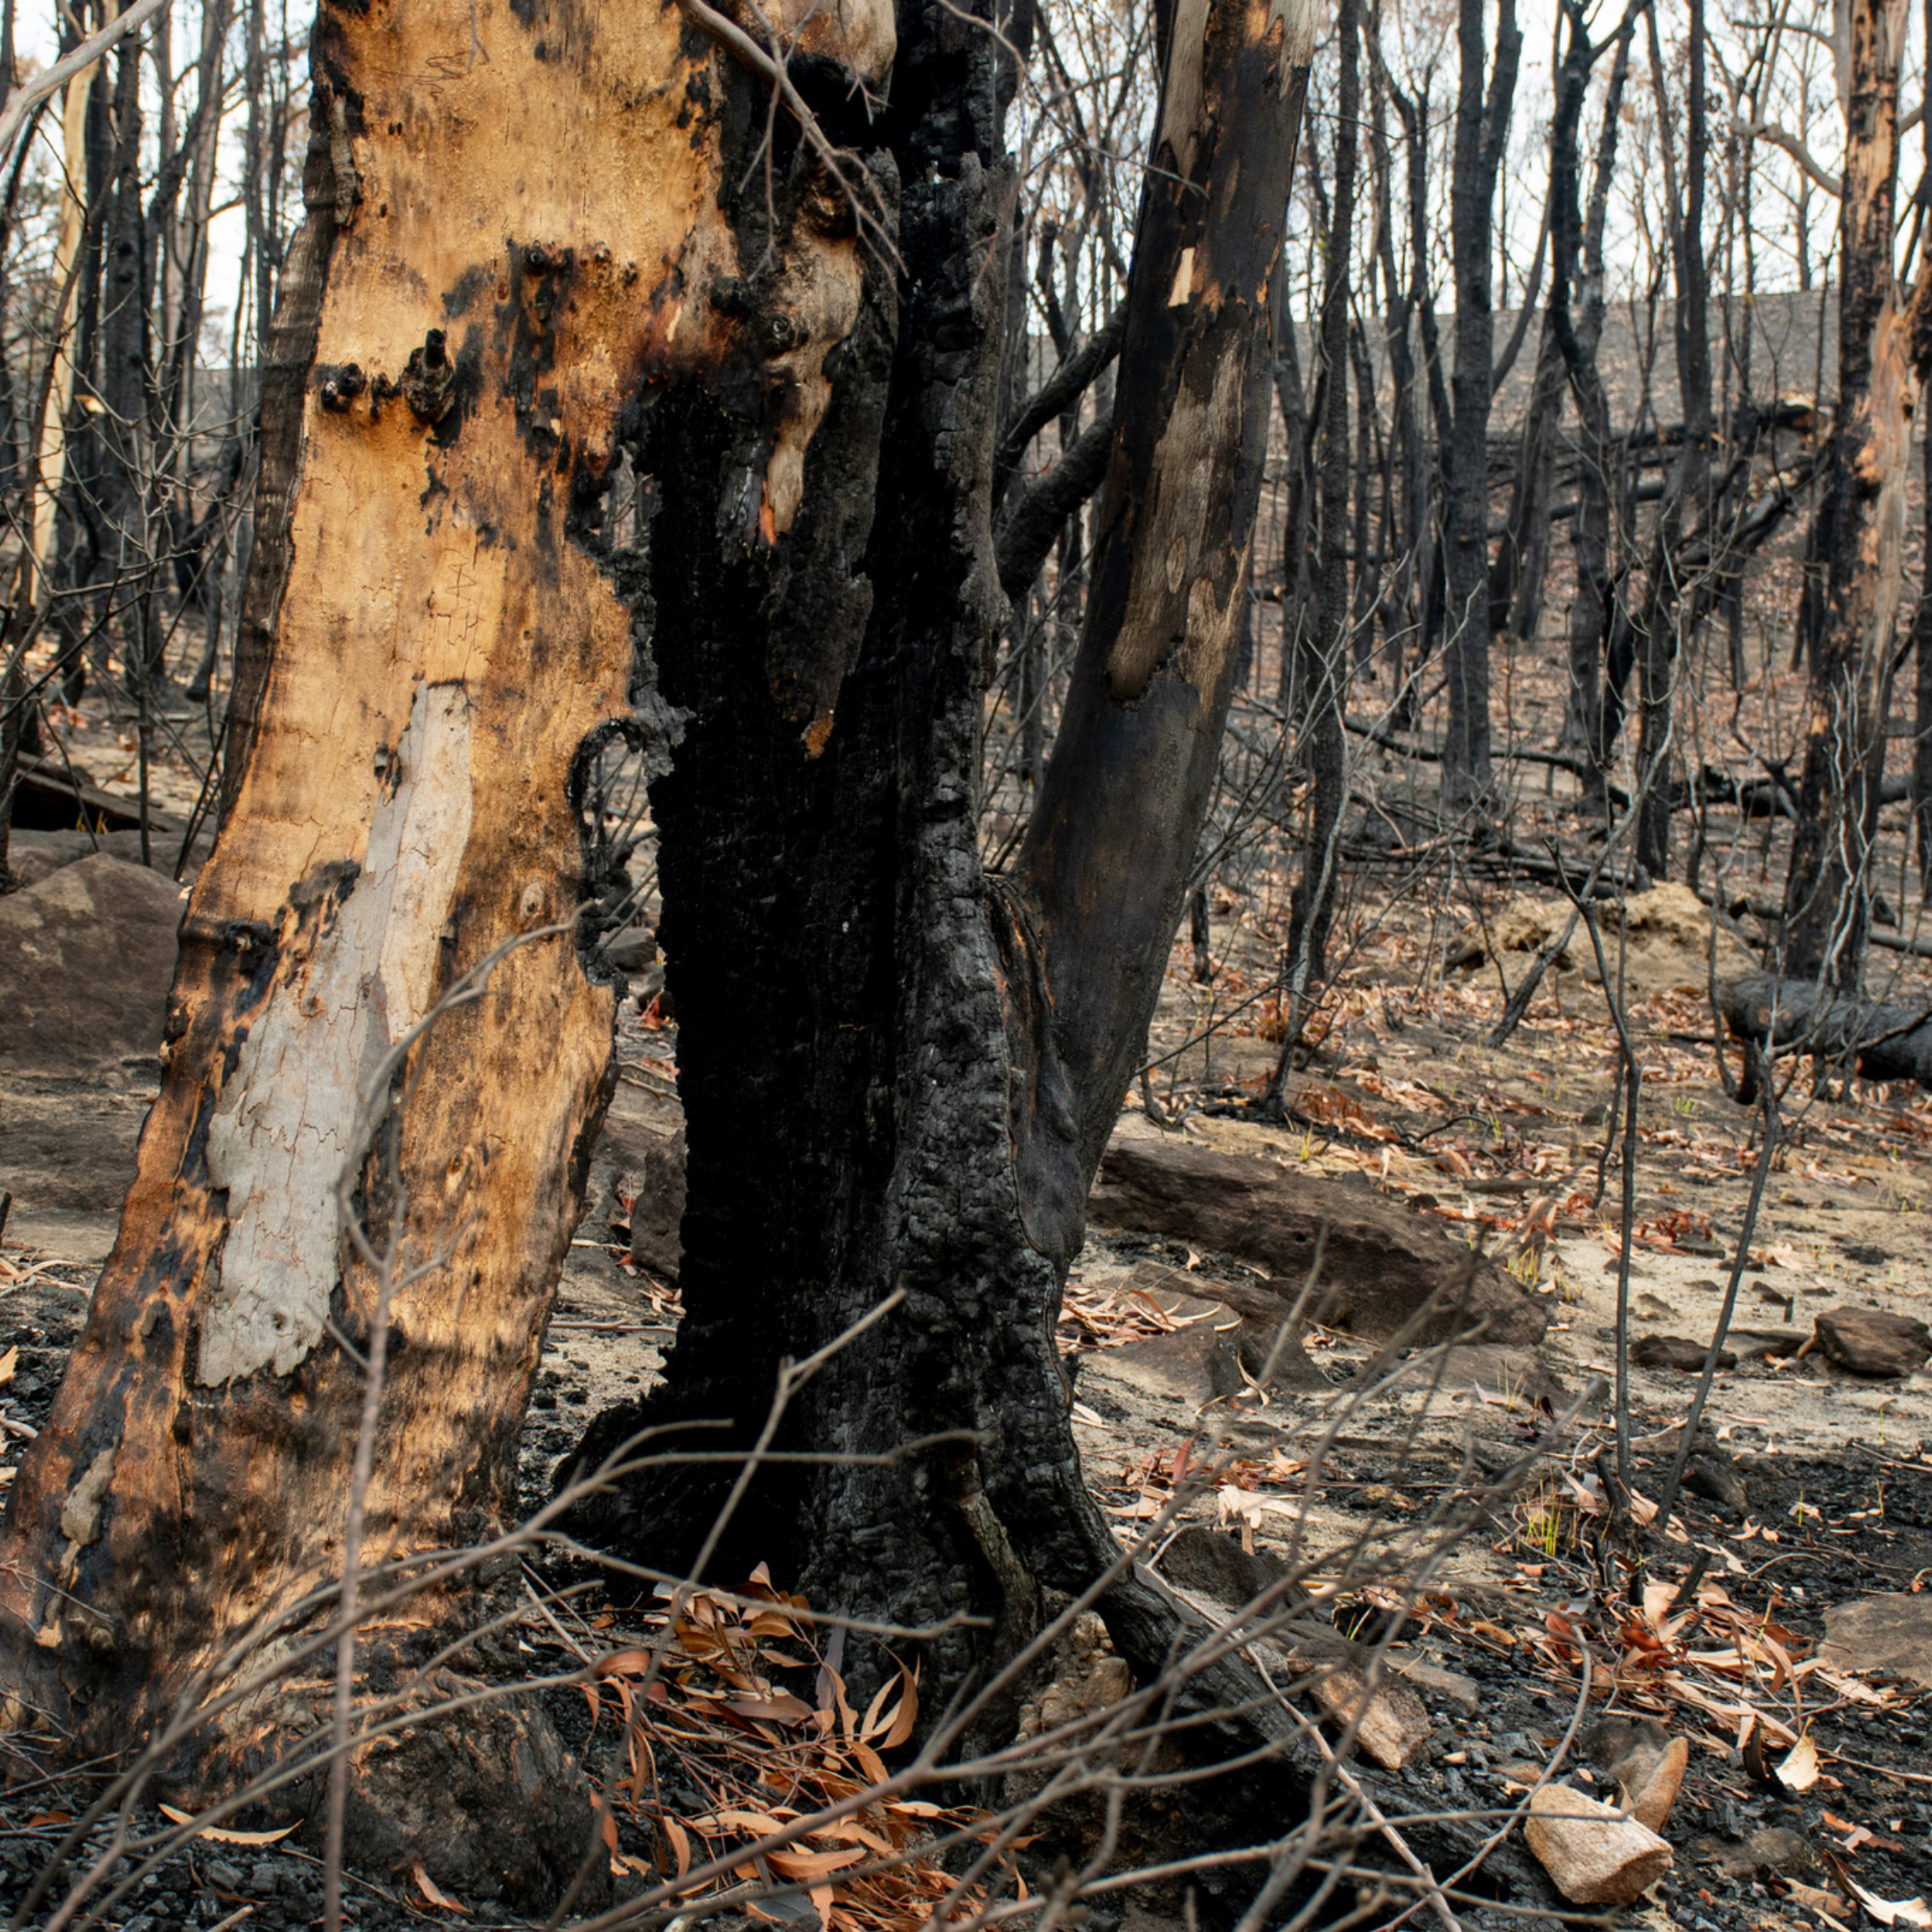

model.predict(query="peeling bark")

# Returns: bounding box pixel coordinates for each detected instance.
[0,0,875,1809]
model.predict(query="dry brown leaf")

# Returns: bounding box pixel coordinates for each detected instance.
[595,1647,660,1678]
[699,1807,792,1835]
[412,1858,470,1914]
[1844,1878,1932,1927]
[767,1846,870,1879]
[157,1802,297,1847]
[1780,1733,1822,1792]
[882,1666,919,1750]
[727,1691,818,1723]
[662,1813,691,1877]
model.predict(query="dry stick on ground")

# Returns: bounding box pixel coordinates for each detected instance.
[1486,818,1640,1048]
[1559,869,1640,1500]
[1650,1093,1782,1532]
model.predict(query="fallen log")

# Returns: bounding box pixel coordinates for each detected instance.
[1088,1127,1547,1347]
[7,750,186,839]
[1719,973,1932,1092]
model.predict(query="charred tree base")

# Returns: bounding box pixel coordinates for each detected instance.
[264,1684,606,1914]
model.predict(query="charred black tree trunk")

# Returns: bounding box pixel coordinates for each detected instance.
[1490,315,1563,648]
[1275,239,1314,705]
[1913,405,1932,887]
[1632,0,1710,881]
[1288,0,1359,983]
[567,0,1316,1724]
[1442,0,1520,808]
[1368,29,1423,695]
[1549,0,1633,817]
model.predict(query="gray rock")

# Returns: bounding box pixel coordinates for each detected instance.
[0,854,182,1074]
[5,827,203,892]
[1814,1306,1932,1377]
[1631,1334,1735,1372]
[1818,1592,1932,1689]
[1089,1125,1547,1348]
[0,1088,148,1215]
[1119,1260,1329,1390]
[1690,1826,1816,1879]
[626,1123,686,1279]
[1159,1523,1295,1609]
[1087,1319,1247,1409]
[1683,1449,1749,1511]
[1389,1652,1480,1716]
[600,924,657,974]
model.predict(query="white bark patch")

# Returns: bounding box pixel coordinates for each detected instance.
[1155,0,1211,173]
[198,684,474,1385]
[1267,0,1321,73]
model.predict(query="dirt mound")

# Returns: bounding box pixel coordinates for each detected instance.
[1462,884,1753,999]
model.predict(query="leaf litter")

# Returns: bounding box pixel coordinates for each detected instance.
[575,1565,1020,1932]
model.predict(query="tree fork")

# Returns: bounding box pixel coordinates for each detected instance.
[565,0,1318,1747]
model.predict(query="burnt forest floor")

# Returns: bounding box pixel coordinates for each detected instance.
[7,681,1932,1928]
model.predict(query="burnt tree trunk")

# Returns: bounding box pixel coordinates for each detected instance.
[1442,0,1520,808]
[0,0,1321,1871]
[1287,0,1358,984]
[1490,313,1563,648]
[569,0,1317,1733]
[1785,0,1919,982]
[1913,403,1932,886]
[0,0,911,1890]
[1550,0,1634,816]
[1632,0,1710,882]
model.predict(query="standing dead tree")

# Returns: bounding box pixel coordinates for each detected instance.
[1783,0,1932,983]
[1441,0,1521,807]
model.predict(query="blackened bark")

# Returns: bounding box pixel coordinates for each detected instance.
[99,40,157,692]
[1632,0,1711,881]
[568,0,1317,1736]
[1489,312,1563,645]
[993,305,1124,504]
[219,42,342,820]
[996,409,1114,607]
[1914,405,1932,886]
[1549,0,1633,814]
[1021,0,1312,1178]
[1443,0,1520,807]
[1368,36,1425,693]
[1273,259,1312,702]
